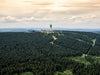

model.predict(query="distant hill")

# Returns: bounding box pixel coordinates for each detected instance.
[0,31,100,75]
[0,28,100,32]
[94,31,100,34]
[0,28,28,32]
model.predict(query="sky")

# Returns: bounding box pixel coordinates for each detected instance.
[0,0,100,29]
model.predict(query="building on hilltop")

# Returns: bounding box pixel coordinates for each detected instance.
[50,24,52,31]
[40,24,53,33]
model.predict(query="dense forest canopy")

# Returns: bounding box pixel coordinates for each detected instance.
[0,31,100,75]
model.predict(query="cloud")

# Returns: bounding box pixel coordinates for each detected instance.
[69,14,97,24]
[0,14,97,24]
[0,16,56,23]
[0,16,17,23]
[70,14,96,20]
[0,0,100,16]
[24,1,54,5]
[0,0,100,29]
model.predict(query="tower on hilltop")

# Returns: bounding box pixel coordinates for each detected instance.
[50,24,52,31]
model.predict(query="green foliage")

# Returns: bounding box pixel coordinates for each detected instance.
[85,56,95,63]
[0,31,100,75]
[69,57,91,65]
[55,70,73,75]
[20,72,34,75]
[13,72,33,75]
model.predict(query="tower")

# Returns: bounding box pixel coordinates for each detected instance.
[50,24,52,31]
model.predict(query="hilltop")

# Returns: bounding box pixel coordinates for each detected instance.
[0,31,100,75]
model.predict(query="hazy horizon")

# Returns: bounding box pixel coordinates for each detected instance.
[0,27,100,32]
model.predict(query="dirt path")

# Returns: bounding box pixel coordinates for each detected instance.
[52,36,57,40]
[91,39,96,47]
[50,36,58,45]
[82,38,96,57]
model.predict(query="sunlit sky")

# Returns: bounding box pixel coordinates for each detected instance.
[0,0,100,29]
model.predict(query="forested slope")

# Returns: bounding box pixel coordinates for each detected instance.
[0,31,100,75]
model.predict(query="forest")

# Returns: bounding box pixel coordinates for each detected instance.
[0,31,100,75]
